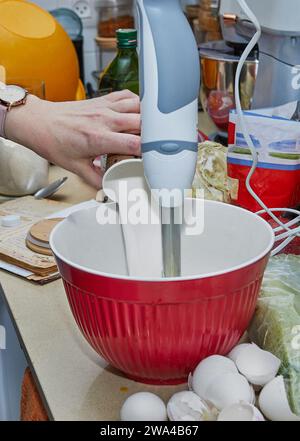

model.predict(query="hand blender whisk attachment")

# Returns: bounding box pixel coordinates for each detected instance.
[136,0,200,277]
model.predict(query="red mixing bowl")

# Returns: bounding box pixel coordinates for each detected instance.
[50,200,274,385]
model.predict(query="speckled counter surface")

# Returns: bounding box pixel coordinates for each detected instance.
[0,114,215,421]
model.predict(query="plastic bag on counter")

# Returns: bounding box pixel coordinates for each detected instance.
[249,254,300,416]
[227,106,300,212]
[190,141,237,203]
[0,138,49,196]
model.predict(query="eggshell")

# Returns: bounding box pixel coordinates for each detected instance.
[121,392,167,421]
[167,391,217,421]
[227,343,252,364]
[192,355,238,399]
[259,376,300,421]
[249,384,256,405]
[235,344,281,387]
[218,402,265,421]
[167,391,216,421]
[205,372,254,410]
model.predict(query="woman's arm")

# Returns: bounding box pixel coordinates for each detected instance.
[4,89,141,188]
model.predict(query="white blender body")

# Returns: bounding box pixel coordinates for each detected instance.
[220,0,300,108]
[136,0,200,208]
[220,0,300,34]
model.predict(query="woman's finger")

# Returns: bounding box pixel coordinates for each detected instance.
[99,131,141,156]
[77,161,103,189]
[111,97,140,114]
[109,112,141,133]
[105,89,137,103]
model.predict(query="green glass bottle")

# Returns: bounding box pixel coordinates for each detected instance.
[98,29,139,169]
[98,29,139,96]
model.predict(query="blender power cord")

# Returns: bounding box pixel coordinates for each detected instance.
[235,0,300,255]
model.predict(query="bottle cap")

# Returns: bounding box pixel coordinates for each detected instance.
[1,215,21,227]
[116,29,137,48]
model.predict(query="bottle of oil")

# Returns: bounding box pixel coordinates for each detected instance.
[99,29,139,169]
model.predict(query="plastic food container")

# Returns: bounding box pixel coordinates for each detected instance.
[0,138,48,197]
[50,200,274,385]
[0,0,80,101]
[96,0,134,38]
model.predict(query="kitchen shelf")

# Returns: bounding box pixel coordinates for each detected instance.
[95,36,117,50]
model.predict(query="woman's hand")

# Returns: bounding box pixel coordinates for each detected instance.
[4,90,141,188]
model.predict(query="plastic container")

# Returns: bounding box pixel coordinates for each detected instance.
[50,200,274,384]
[50,8,83,40]
[96,0,134,38]
[0,0,80,101]
[0,138,48,197]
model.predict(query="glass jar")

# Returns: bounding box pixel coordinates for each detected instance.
[96,0,134,38]
[198,0,221,43]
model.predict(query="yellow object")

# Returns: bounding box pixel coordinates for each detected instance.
[0,0,80,101]
[0,65,6,82]
[76,79,86,101]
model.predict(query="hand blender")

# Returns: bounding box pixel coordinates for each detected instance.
[136,0,200,277]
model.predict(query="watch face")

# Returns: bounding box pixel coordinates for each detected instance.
[0,85,26,105]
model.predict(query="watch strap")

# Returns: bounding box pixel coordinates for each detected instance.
[0,104,7,138]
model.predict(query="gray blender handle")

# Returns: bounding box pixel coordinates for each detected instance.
[138,0,200,114]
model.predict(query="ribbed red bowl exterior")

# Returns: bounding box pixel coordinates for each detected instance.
[55,253,270,385]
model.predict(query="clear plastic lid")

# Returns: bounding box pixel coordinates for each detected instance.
[199,40,257,62]
[50,8,82,40]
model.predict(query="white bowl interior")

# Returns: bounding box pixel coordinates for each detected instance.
[50,200,274,280]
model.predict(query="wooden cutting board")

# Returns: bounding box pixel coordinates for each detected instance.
[0,196,71,276]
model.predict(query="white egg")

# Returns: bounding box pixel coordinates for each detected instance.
[249,384,256,405]
[120,392,167,421]
[218,402,265,421]
[204,372,254,410]
[167,391,217,421]
[235,344,281,387]
[259,376,300,421]
[227,343,252,364]
[191,355,238,399]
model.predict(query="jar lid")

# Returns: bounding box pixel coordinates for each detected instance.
[116,28,137,47]
[95,0,133,8]
[50,8,82,39]
[199,40,257,62]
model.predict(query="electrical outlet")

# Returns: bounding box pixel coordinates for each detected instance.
[73,0,92,19]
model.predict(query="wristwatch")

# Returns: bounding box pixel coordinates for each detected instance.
[0,82,28,138]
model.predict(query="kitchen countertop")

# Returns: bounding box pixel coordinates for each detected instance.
[0,113,216,421]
